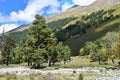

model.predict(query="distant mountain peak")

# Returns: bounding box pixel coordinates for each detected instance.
[70,4,80,9]
[8,24,29,33]
[47,0,120,23]
[68,4,86,10]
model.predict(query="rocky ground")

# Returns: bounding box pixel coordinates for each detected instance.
[0,67,120,80]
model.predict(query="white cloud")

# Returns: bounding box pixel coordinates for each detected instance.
[0,0,97,33]
[61,0,96,11]
[0,0,61,33]
[47,6,60,14]
[0,24,18,34]
[0,0,60,23]
[72,0,96,6]
[0,0,97,24]
[62,2,72,11]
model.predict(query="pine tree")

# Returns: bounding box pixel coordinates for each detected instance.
[27,14,58,66]
[1,35,15,66]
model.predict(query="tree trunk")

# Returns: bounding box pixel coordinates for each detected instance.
[19,55,21,65]
[28,59,30,66]
[6,55,9,66]
[64,61,66,64]
[48,58,51,67]
[112,58,115,64]
[6,59,9,66]
[64,59,66,64]
[52,61,55,65]
[30,61,32,66]
[0,59,2,65]
[98,59,101,65]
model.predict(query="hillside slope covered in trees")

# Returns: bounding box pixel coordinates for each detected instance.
[65,18,120,55]
[1,2,120,56]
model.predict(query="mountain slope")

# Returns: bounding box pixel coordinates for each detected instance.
[8,24,29,33]
[5,0,120,56]
[64,18,120,56]
[68,5,80,9]
[47,0,120,23]
[62,4,120,30]
[8,0,120,32]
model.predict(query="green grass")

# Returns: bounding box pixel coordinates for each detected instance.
[0,63,31,68]
[0,73,75,80]
[61,56,119,68]
[112,5,120,16]
[0,56,119,80]
[64,18,120,55]
[95,18,120,32]
[62,17,81,29]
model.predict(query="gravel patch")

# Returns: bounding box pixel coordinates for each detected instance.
[0,67,101,75]
[0,66,120,80]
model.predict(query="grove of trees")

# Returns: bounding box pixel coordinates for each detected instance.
[0,14,71,67]
[80,30,120,64]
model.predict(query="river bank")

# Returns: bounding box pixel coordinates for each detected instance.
[0,66,120,80]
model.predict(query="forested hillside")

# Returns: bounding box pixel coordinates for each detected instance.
[1,0,120,79]
[48,17,76,31]
[65,18,120,55]
[1,2,120,56]
[55,9,118,41]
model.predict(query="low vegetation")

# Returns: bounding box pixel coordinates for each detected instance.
[0,74,75,80]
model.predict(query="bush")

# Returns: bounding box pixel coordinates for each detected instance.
[78,73,84,80]
[73,70,76,74]
[79,48,85,56]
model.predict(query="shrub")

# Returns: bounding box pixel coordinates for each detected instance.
[73,70,76,74]
[78,73,84,80]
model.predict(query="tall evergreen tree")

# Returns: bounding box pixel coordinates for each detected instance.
[27,14,58,66]
[1,35,15,66]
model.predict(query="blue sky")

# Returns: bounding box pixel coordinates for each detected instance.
[0,0,96,33]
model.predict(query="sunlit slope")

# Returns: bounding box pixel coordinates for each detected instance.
[112,5,120,15]
[9,1,120,32]
[47,0,120,23]
[64,18,120,56]
[62,4,120,30]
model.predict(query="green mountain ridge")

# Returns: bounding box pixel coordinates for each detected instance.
[47,0,120,23]
[3,0,120,56]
